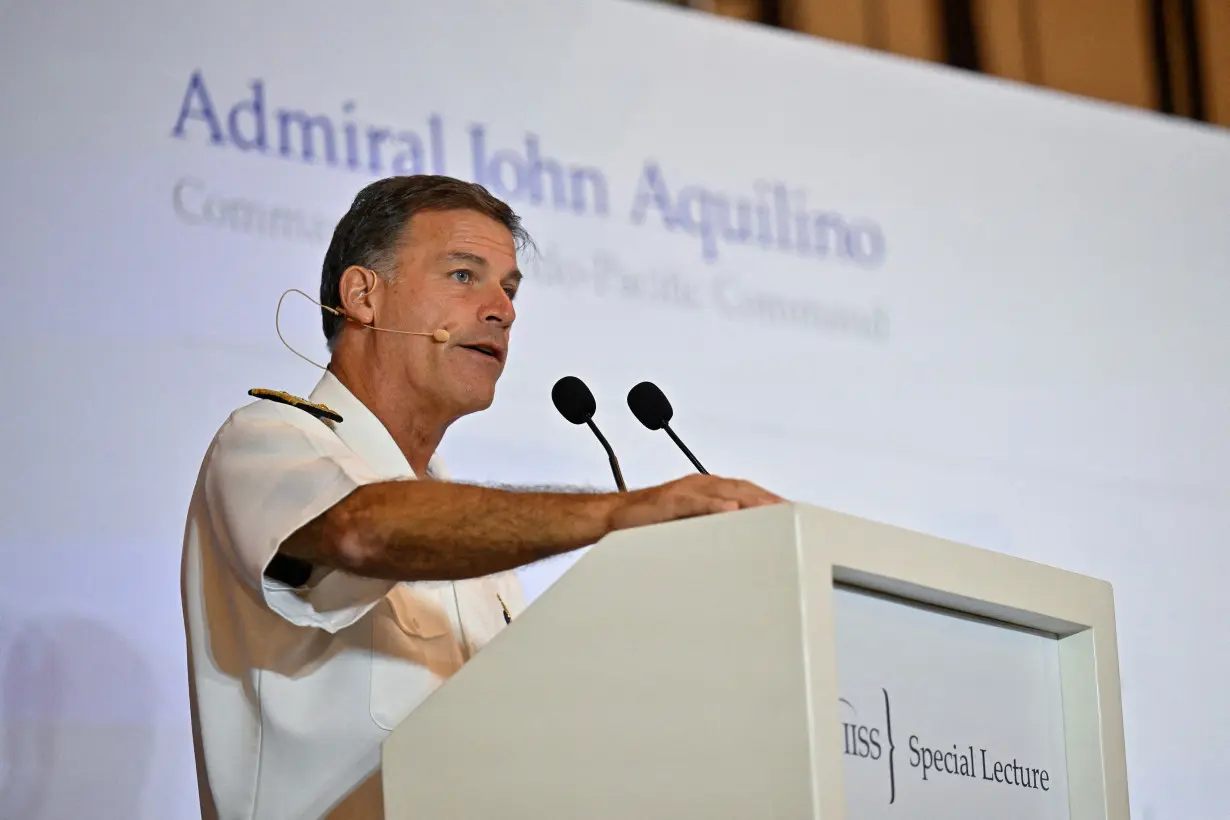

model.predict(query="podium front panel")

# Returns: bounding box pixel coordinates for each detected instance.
[833,585,1071,819]
[380,504,1128,820]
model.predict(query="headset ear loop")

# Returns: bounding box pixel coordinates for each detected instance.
[276,288,331,371]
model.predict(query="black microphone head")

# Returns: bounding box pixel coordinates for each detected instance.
[551,376,596,425]
[627,381,674,431]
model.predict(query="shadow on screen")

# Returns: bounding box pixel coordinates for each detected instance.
[0,613,157,820]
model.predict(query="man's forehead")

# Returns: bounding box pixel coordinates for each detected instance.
[405,209,513,245]
[403,210,518,266]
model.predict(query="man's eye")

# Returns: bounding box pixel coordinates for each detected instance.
[451,269,473,284]
[504,287,518,300]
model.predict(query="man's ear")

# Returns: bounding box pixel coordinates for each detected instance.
[337,266,380,326]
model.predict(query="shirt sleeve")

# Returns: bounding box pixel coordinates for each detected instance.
[201,403,399,633]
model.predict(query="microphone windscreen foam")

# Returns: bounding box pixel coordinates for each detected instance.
[627,381,673,430]
[552,376,597,425]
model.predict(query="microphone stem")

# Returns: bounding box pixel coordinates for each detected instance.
[586,419,628,492]
[663,423,708,474]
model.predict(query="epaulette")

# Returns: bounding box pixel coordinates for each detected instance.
[248,388,343,423]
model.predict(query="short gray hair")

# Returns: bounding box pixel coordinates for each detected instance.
[319,175,532,351]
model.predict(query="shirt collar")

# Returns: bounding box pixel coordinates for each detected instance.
[308,370,447,481]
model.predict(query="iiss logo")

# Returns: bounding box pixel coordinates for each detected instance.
[840,690,899,804]
[839,689,1055,806]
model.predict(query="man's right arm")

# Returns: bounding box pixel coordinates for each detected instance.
[279,474,783,582]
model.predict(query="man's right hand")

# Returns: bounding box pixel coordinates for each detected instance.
[607,474,785,533]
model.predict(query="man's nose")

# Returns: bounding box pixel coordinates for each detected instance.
[483,286,515,327]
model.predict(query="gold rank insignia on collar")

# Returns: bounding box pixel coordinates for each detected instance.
[248,388,343,423]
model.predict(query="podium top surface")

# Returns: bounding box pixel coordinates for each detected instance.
[793,502,1113,637]
[602,501,1116,638]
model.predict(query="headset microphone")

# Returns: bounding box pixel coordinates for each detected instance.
[275,288,449,370]
[386,326,451,343]
[316,299,450,343]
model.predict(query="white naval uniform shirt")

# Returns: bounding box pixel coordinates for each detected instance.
[181,370,524,820]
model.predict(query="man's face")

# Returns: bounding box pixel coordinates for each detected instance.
[370,209,521,416]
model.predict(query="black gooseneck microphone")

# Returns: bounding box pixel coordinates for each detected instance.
[551,376,628,492]
[626,381,709,475]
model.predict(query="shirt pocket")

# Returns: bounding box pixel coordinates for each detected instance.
[369,585,465,731]
[454,574,516,658]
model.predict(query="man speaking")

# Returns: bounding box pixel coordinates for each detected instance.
[180,175,782,819]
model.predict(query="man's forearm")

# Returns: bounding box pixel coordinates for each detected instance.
[283,480,622,581]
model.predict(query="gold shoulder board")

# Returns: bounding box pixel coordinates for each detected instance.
[248,388,343,423]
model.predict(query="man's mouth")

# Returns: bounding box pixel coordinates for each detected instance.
[459,342,505,363]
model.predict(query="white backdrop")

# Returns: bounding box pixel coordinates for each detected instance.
[1,0,1228,817]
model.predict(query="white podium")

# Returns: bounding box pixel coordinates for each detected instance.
[382,502,1129,819]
